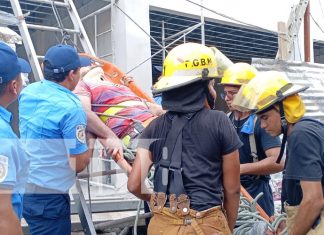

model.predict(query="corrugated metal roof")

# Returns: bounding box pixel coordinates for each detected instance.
[252,58,324,122]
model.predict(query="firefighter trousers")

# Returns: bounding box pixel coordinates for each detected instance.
[147,206,231,235]
[285,204,324,234]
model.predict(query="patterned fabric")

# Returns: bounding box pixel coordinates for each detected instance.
[74,80,154,138]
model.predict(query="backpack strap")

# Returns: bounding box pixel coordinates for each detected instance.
[249,115,258,162]
[154,112,195,196]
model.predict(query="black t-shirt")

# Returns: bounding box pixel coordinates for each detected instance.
[231,115,281,183]
[138,108,242,211]
[283,118,324,206]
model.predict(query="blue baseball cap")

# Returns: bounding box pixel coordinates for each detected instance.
[43,44,91,74]
[0,42,31,84]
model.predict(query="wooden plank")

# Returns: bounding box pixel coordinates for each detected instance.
[276,21,289,60]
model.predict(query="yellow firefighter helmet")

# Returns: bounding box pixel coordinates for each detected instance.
[152,42,218,94]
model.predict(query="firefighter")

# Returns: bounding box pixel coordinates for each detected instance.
[0,42,31,235]
[128,42,242,234]
[232,71,324,234]
[219,63,283,216]
[19,44,93,235]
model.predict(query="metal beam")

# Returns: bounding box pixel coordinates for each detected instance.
[25,0,69,8]
[94,212,152,231]
[65,0,95,55]
[73,179,97,235]
[164,22,203,41]
[26,23,79,33]
[81,3,111,21]
[200,0,205,45]
[70,199,144,214]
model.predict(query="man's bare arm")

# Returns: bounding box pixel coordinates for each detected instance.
[222,150,240,232]
[69,132,95,173]
[289,181,324,235]
[0,191,23,235]
[240,147,284,175]
[128,147,153,202]
[78,95,123,158]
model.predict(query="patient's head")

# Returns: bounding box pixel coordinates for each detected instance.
[80,66,106,83]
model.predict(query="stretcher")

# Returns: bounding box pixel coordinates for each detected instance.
[75,54,155,235]
[79,53,157,174]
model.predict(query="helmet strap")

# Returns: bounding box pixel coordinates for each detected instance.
[276,101,287,164]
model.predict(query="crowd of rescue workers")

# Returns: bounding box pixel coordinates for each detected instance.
[0,41,323,235]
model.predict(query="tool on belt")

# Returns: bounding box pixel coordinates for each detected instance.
[150,192,191,216]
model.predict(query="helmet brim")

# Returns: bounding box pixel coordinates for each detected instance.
[255,84,309,114]
[152,75,213,94]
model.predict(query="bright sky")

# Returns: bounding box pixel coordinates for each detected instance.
[150,0,324,41]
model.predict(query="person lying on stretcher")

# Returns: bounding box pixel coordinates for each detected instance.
[73,65,165,163]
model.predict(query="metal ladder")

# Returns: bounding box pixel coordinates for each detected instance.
[9,0,97,234]
[9,0,95,81]
[276,0,309,60]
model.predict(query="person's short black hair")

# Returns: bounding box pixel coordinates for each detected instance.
[257,103,278,115]
[43,60,70,82]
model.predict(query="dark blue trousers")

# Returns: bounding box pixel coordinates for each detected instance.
[243,179,274,216]
[23,193,71,235]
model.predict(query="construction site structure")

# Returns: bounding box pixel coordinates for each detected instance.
[2,0,324,234]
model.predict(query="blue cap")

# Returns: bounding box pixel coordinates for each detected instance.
[43,44,91,74]
[0,42,31,84]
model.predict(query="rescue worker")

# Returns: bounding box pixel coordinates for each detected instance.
[128,42,242,234]
[19,44,93,235]
[232,71,324,235]
[220,63,283,216]
[0,42,31,235]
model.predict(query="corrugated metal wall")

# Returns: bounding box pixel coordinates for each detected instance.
[252,58,324,122]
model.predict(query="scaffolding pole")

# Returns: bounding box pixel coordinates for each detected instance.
[200,0,205,45]
[10,0,43,81]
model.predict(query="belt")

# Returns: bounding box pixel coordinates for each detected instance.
[152,205,223,235]
[25,183,67,194]
[150,192,222,217]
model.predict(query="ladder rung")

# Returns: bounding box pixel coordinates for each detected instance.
[96,29,112,38]
[99,53,113,58]
[25,0,69,8]
[37,55,45,60]
[27,23,79,34]
[81,4,112,21]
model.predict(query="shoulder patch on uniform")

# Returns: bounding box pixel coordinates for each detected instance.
[0,155,9,183]
[76,125,86,144]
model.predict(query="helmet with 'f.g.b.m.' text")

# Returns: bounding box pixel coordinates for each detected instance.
[152,42,218,94]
